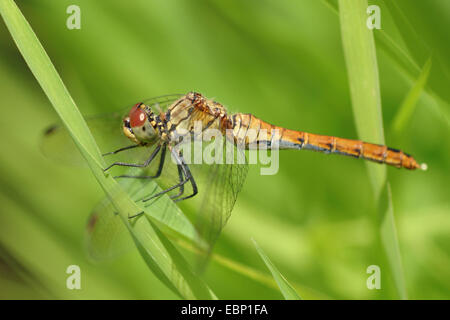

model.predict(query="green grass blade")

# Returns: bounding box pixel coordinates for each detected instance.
[321,0,449,127]
[392,58,432,133]
[321,0,421,85]
[338,0,407,299]
[381,0,430,68]
[0,0,213,299]
[252,239,302,300]
[339,0,385,196]
[378,183,407,299]
[0,4,103,166]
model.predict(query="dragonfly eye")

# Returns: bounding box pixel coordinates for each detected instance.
[129,103,147,128]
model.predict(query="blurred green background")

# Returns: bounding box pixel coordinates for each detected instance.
[0,0,449,299]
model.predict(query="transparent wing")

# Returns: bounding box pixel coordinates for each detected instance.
[86,197,133,261]
[141,94,184,114]
[187,140,249,269]
[85,143,248,263]
[41,95,184,261]
[85,161,184,261]
[42,93,248,264]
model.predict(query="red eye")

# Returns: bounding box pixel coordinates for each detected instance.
[129,103,147,128]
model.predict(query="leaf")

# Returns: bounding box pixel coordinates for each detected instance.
[252,239,302,300]
[338,0,407,299]
[0,0,214,299]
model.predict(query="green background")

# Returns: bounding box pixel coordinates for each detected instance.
[0,0,448,299]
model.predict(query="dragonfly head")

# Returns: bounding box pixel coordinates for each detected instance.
[122,103,158,144]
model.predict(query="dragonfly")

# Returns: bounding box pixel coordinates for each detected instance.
[42,92,426,262]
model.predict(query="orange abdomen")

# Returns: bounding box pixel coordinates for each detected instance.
[230,113,426,170]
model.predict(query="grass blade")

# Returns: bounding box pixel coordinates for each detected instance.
[252,239,301,300]
[321,0,450,127]
[392,58,432,133]
[378,183,407,299]
[338,0,407,299]
[0,0,214,299]
[339,0,385,196]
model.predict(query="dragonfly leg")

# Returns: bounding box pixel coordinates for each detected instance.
[142,149,198,203]
[169,164,185,199]
[172,161,198,203]
[128,211,145,219]
[102,144,140,156]
[114,144,167,179]
[103,144,162,172]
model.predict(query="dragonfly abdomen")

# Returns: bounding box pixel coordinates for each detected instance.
[281,129,425,170]
[230,113,425,170]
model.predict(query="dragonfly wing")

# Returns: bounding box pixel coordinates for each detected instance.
[83,137,248,265]
[189,141,249,268]
[41,111,135,166]
[42,95,185,261]
[87,161,208,262]
[85,156,182,262]
[141,94,184,113]
[85,196,133,261]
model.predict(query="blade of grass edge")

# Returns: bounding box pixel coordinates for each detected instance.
[0,0,214,299]
[338,0,407,299]
[252,239,302,300]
